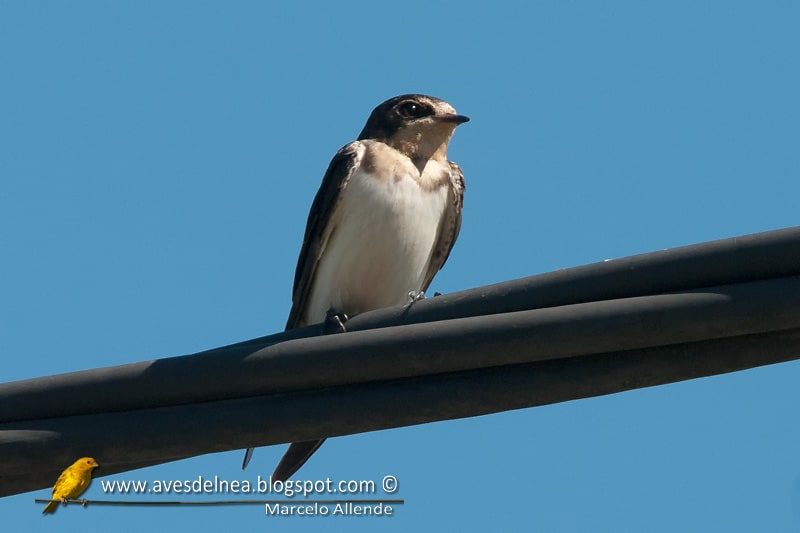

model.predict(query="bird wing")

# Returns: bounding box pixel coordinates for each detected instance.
[242,142,363,471]
[52,469,77,499]
[58,467,89,499]
[43,466,88,513]
[271,142,365,477]
[285,141,364,329]
[420,161,465,293]
[42,470,70,514]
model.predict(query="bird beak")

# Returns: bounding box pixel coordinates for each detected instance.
[438,113,470,124]
[92,461,99,468]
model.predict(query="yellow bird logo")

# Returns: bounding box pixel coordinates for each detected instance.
[42,457,99,515]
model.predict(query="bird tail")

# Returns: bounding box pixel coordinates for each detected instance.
[272,439,326,482]
[42,500,58,514]
[241,447,255,470]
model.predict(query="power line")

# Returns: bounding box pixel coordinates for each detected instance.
[2,226,800,497]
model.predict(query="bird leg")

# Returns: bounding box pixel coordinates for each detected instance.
[323,308,348,334]
[407,290,426,303]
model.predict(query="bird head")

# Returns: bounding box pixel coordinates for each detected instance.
[358,94,469,163]
[74,457,100,471]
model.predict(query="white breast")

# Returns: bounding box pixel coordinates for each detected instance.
[304,160,450,324]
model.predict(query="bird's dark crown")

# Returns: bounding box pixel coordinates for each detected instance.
[357,94,466,140]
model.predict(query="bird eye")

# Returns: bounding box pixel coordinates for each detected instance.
[397,101,429,119]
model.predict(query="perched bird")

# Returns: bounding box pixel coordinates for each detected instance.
[42,457,99,514]
[243,94,469,479]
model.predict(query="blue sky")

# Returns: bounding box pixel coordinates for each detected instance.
[2,1,799,531]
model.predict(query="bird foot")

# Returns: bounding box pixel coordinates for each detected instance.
[407,290,425,303]
[60,497,68,507]
[80,498,88,507]
[323,309,348,334]
[408,291,425,304]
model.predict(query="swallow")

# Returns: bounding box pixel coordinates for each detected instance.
[243,94,469,480]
